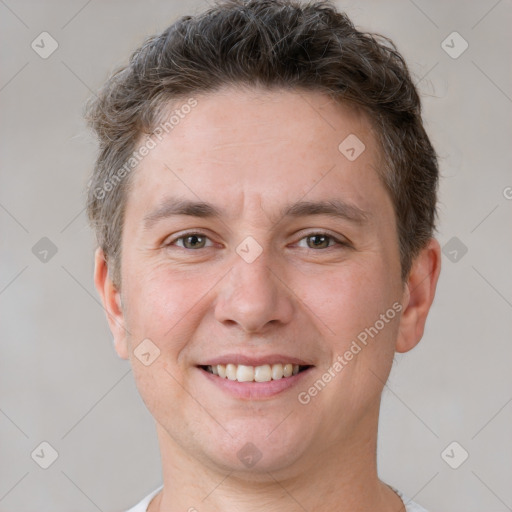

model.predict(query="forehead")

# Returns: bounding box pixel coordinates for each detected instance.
[126,86,388,223]
[157,86,375,157]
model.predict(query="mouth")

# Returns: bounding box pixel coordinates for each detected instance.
[199,363,313,383]
[196,359,314,399]
[196,354,315,399]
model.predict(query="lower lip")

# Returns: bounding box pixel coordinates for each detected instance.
[197,367,313,399]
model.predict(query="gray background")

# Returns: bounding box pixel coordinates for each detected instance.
[1,1,511,511]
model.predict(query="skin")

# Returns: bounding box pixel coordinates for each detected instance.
[94,86,441,512]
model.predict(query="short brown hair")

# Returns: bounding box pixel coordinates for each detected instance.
[85,0,439,290]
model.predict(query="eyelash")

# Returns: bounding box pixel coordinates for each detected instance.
[165,231,350,251]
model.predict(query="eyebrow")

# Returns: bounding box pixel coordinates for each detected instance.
[142,197,370,231]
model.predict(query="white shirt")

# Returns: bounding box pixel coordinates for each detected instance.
[125,484,429,511]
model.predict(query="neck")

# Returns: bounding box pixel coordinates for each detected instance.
[149,408,405,512]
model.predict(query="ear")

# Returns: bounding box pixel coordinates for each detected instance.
[396,238,442,353]
[93,247,129,359]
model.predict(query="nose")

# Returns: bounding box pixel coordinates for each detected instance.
[214,247,294,334]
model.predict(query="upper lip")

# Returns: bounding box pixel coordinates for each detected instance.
[199,354,314,367]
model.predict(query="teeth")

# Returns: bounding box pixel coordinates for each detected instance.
[205,363,302,382]
[271,363,283,380]
[226,363,237,380]
[254,364,271,382]
[236,364,254,382]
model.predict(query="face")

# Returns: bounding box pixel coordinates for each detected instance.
[98,87,427,477]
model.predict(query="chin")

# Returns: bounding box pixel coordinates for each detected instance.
[197,417,314,476]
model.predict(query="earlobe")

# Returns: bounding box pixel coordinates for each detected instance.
[93,247,129,360]
[395,238,442,353]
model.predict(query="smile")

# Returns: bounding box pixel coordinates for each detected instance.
[200,363,312,382]
[197,362,314,399]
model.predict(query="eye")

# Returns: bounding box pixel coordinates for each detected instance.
[164,231,350,251]
[166,232,214,250]
[296,232,349,250]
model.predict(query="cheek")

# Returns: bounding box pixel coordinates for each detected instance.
[307,262,395,323]
[123,260,224,355]
[121,265,190,350]
[123,269,199,423]
[297,256,401,362]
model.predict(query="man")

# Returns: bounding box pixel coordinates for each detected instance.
[85,1,441,510]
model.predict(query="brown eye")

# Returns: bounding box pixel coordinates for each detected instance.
[182,234,207,249]
[167,233,213,250]
[296,232,348,250]
[306,234,332,249]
